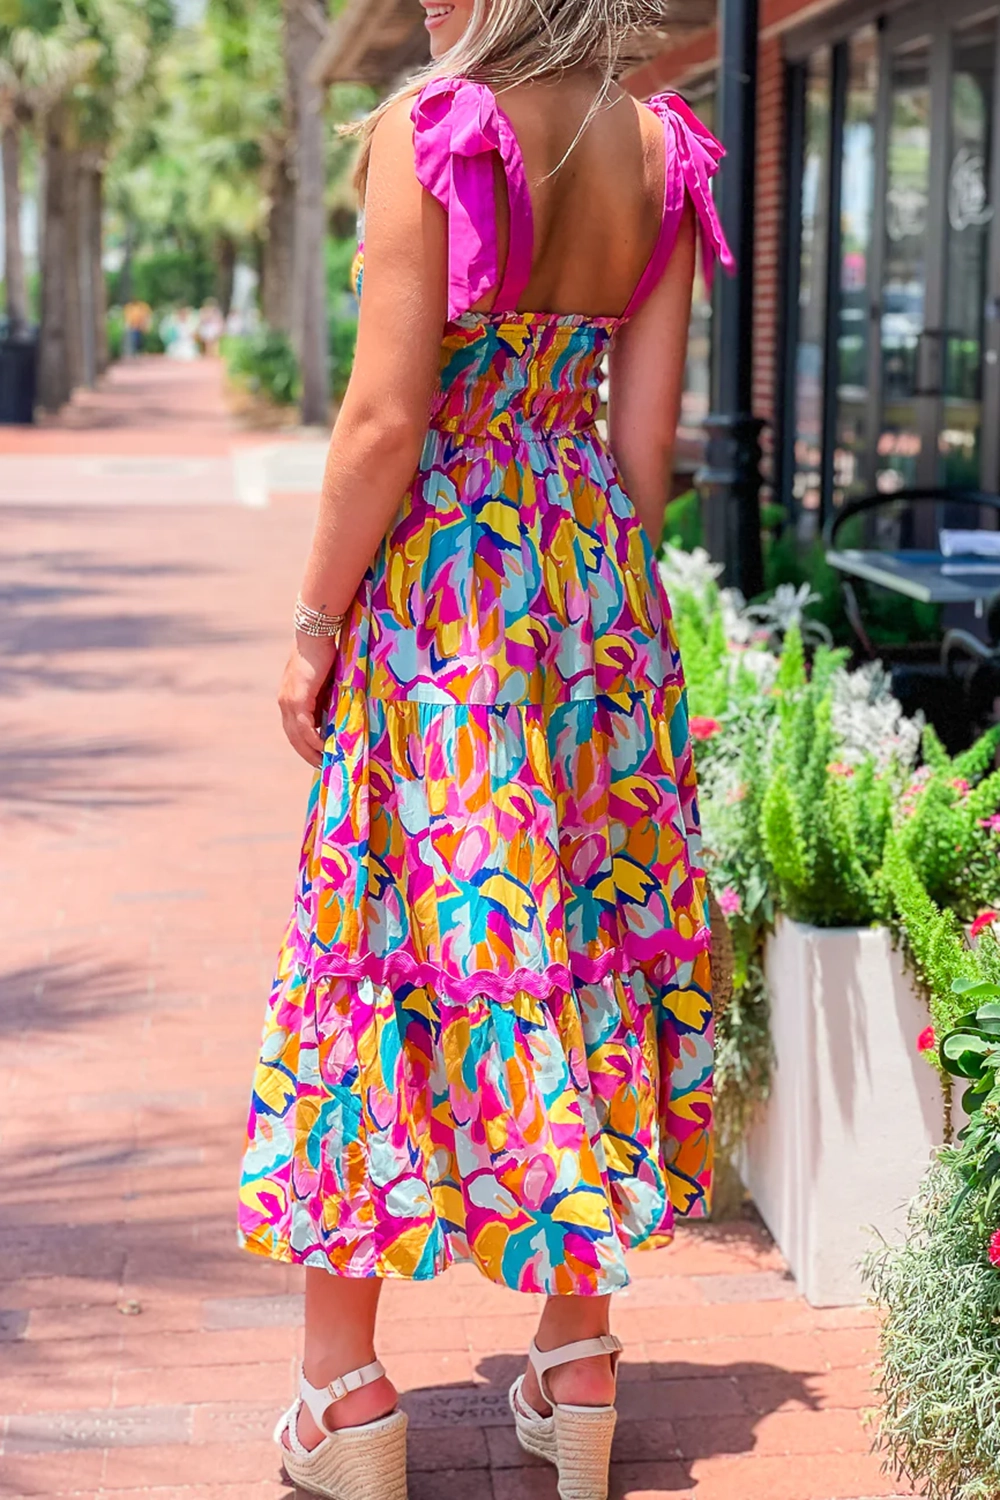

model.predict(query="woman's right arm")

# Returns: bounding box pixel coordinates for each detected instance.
[278,98,449,768]
[607,202,697,548]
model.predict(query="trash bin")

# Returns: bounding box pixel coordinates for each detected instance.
[0,333,37,424]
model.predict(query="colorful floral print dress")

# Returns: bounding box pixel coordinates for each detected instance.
[239,80,734,1296]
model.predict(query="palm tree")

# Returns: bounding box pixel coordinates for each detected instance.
[284,0,330,424]
[65,0,170,386]
[109,0,289,321]
[1,0,171,407]
[0,7,98,353]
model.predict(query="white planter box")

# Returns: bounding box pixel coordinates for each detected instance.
[741,916,947,1307]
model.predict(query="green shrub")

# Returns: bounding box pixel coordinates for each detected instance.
[662,487,702,552]
[328,310,358,402]
[864,1156,1000,1500]
[107,307,124,362]
[108,249,216,310]
[657,546,1000,1175]
[896,726,1000,919]
[863,920,1000,1500]
[224,328,300,406]
[939,970,1000,1204]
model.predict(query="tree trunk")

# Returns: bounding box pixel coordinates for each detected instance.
[284,0,330,425]
[77,159,96,387]
[37,109,71,412]
[2,122,29,337]
[63,149,85,391]
[90,168,109,375]
[262,144,295,333]
[216,234,236,316]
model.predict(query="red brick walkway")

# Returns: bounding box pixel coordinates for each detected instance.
[0,359,910,1499]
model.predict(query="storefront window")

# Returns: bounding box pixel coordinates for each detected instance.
[941,15,996,488]
[785,2,1000,516]
[792,51,832,516]
[876,36,932,493]
[834,27,879,505]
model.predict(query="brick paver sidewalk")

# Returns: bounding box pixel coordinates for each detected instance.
[0,359,912,1499]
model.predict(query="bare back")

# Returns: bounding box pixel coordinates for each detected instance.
[481,76,667,319]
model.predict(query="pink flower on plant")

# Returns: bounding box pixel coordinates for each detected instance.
[917,1026,936,1054]
[989,1229,1000,1269]
[971,911,999,939]
[952,778,972,795]
[690,717,722,742]
[980,815,1000,833]
[718,886,742,918]
[827,762,855,779]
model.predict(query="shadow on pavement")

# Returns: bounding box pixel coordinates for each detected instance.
[0,953,154,1036]
[0,734,185,822]
[0,528,251,696]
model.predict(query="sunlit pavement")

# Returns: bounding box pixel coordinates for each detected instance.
[0,358,913,1499]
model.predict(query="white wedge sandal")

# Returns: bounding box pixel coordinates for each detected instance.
[273,1358,408,1500]
[508,1334,623,1500]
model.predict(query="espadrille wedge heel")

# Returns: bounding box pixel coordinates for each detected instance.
[508,1334,623,1500]
[274,1358,408,1500]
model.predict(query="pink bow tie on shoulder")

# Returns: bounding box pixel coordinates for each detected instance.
[412,78,507,321]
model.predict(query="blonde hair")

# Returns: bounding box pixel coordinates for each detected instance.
[352,0,670,193]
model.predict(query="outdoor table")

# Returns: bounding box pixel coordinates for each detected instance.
[826,549,1000,613]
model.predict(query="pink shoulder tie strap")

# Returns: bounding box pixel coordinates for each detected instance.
[411,77,534,321]
[623,92,735,321]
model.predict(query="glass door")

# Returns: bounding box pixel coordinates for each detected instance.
[942,14,997,489]
[875,32,933,494]
[785,0,1000,527]
[873,3,999,499]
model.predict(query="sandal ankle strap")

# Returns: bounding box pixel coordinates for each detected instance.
[300,1358,387,1433]
[529,1335,622,1406]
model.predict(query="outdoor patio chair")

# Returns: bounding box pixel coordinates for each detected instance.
[941,594,1000,739]
[824,487,1000,751]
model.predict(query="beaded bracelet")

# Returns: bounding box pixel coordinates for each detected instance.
[294,596,346,637]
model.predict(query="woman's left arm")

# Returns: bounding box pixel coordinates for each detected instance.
[279,98,448,767]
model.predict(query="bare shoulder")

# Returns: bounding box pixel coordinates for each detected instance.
[368,95,418,172]
[633,96,669,150]
[364,95,422,219]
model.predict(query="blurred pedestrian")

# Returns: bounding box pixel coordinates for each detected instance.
[168,307,199,361]
[158,307,178,355]
[239,3,732,1497]
[122,298,152,358]
[197,298,225,356]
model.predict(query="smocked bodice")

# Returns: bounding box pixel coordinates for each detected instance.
[432,313,615,439]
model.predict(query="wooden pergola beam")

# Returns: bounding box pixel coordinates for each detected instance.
[314,0,717,88]
[313,0,430,85]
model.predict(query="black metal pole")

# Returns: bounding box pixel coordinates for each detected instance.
[699,0,765,598]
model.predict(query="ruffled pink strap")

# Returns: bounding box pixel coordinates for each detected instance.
[411,77,534,321]
[623,92,735,320]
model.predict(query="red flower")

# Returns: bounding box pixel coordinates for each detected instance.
[690,717,722,742]
[971,911,999,939]
[917,1026,936,1054]
[989,1229,1000,1269]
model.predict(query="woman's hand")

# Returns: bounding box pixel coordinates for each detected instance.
[278,633,339,768]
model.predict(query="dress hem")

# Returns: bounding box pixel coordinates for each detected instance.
[237,1227,678,1293]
